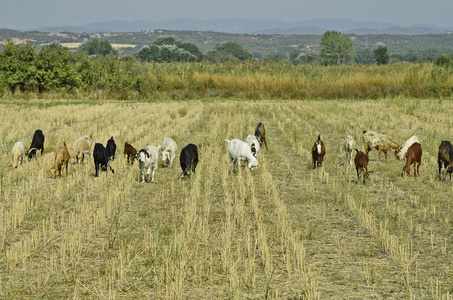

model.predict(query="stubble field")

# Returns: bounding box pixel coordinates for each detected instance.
[0,99,452,299]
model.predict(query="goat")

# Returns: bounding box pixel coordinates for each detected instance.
[69,135,93,164]
[254,122,268,149]
[363,130,401,161]
[10,141,25,168]
[106,136,117,161]
[402,142,422,177]
[354,149,374,184]
[438,140,453,180]
[343,133,355,165]
[225,139,259,172]
[26,129,45,160]
[398,135,420,160]
[50,142,70,178]
[93,143,114,177]
[180,144,199,178]
[123,142,137,165]
[312,135,326,168]
[245,134,260,159]
[157,136,178,167]
[137,145,158,182]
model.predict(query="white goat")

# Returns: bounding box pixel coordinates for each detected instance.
[225,139,259,172]
[343,133,355,165]
[69,134,93,164]
[137,145,158,182]
[245,134,260,159]
[157,137,178,167]
[10,141,25,168]
[398,135,420,160]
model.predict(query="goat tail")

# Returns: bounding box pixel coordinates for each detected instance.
[355,148,359,153]
[224,139,231,144]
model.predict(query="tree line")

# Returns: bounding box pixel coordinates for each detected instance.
[1,31,453,99]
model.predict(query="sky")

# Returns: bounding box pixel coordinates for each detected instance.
[1,0,452,30]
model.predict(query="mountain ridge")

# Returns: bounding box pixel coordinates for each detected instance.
[30,18,453,35]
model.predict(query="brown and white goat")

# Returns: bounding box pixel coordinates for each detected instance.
[363,130,401,161]
[124,142,137,165]
[402,142,422,177]
[50,142,70,178]
[438,140,453,180]
[255,122,267,149]
[312,135,326,168]
[354,149,374,184]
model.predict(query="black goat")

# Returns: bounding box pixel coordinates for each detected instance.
[180,144,199,178]
[106,136,117,161]
[27,129,45,160]
[93,143,114,177]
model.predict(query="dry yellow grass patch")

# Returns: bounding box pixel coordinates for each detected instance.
[57,43,137,49]
[0,99,451,299]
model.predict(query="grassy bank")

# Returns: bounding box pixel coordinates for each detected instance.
[2,61,453,100]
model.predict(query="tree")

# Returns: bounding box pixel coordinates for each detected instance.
[263,52,287,62]
[373,46,389,65]
[78,39,117,57]
[291,51,319,65]
[0,41,38,93]
[135,36,202,62]
[205,42,253,63]
[435,55,452,68]
[355,48,375,65]
[319,31,354,66]
[36,43,80,92]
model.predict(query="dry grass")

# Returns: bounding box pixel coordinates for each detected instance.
[57,43,137,49]
[0,99,452,299]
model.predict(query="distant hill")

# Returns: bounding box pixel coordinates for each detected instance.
[33,18,453,35]
[3,27,453,59]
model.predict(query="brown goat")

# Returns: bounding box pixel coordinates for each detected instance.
[254,122,267,149]
[50,142,70,178]
[402,142,422,176]
[438,140,453,180]
[312,135,326,168]
[124,142,137,165]
[354,149,374,184]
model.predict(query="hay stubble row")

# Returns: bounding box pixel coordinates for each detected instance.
[0,99,451,298]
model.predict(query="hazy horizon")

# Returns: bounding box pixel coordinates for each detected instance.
[1,0,452,30]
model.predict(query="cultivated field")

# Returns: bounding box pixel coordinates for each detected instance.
[0,99,452,299]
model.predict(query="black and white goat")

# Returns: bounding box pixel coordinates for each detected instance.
[26,129,45,160]
[137,145,158,182]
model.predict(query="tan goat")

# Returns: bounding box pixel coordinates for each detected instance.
[50,142,70,178]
